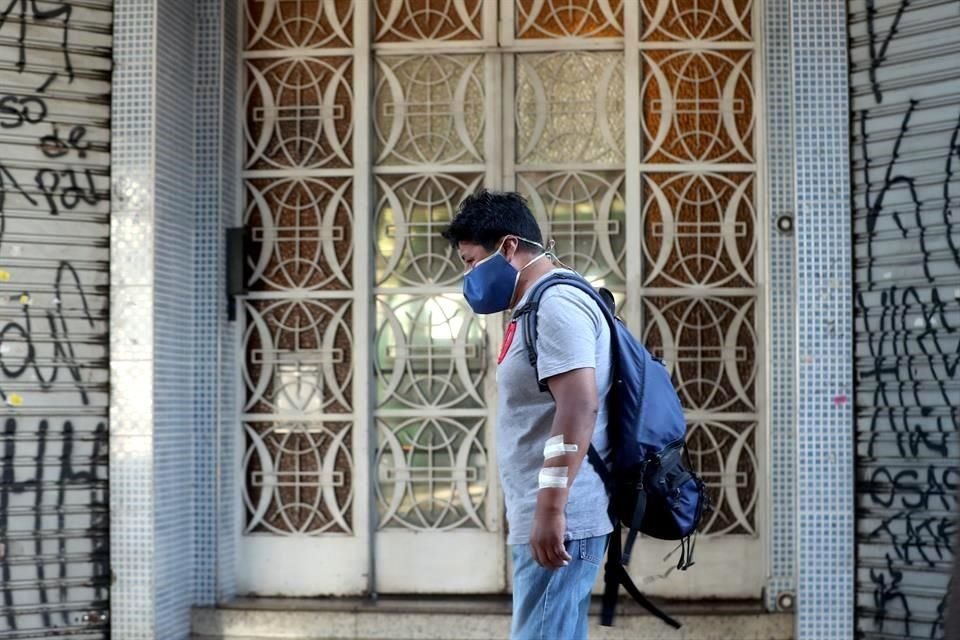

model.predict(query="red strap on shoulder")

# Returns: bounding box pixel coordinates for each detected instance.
[498,321,517,364]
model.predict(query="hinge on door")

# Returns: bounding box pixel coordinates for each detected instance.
[226,227,248,322]
[80,611,109,625]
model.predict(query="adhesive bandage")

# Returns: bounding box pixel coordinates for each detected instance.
[543,435,578,460]
[538,466,569,489]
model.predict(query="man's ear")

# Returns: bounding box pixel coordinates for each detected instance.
[502,235,520,262]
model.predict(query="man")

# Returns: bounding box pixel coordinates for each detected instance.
[443,190,613,639]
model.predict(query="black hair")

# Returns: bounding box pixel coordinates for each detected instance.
[441,189,543,252]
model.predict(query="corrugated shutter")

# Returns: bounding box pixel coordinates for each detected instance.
[850,0,960,638]
[0,2,112,638]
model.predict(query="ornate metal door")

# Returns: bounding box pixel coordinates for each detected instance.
[238,0,765,598]
[500,0,763,598]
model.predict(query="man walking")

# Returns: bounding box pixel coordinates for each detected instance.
[443,190,613,639]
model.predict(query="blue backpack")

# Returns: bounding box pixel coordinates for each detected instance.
[511,272,708,629]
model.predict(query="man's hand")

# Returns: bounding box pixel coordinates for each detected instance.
[529,502,572,569]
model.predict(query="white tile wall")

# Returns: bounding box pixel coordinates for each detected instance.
[111,0,235,637]
[791,1,855,637]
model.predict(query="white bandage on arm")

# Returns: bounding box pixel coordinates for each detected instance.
[543,435,578,460]
[538,466,569,489]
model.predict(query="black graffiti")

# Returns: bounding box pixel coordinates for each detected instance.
[856,21,960,629]
[870,554,913,636]
[0,0,73,82]
[0,262,96,406]
[0,94,47,129]
[870,552,951,640]
[859,286,960,412]
[0,93,101,217]
[866,408,955,460]
[0,162,101,218]
[943,100,960,275]
[40,125,89,159]
[34,168,99,215]
[932,595,947,640]
[868,465,960,512]
[0,417,108,629]
[858,101,960,383]
[0,6,108,633]
[864,0,912,104]
[870,511,956,567]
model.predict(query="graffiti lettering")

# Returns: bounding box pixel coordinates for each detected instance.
[855,2,960,636]
[0,418,108,628]
[867,465,960,511]
[870,511,956,567]
[870,554,912,636]
[34,168,99,215]
[0,262,96,405]
[0,7,108,633]
[0,94,47,129]
[0,0,73,81]
[40,124,89,159]
[864,0,912,104]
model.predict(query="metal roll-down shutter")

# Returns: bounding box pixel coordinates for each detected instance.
[0,2,113,638]
[850,0,960,638]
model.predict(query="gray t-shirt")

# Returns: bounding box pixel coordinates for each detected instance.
[496,269,613,545]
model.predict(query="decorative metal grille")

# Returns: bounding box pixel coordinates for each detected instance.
[245,56,354,170]
[640,0,751,42]
[374,0,485,42]
[639,0,759,535]
[243,299,354,415]
[244,177,354,291]
[376,416,488,529]
[517,171,627,288]
[641,50,755,164]
[374,55,486,166]
[515,0,624,39]
[374,173,484,286]
[240,0,761,544]
[374,295,487,411]
[641,172,756,289]
[373,170,491,530]
[242,0,359,536]
[515,52,625,165]
[244,421,354,534]
[247,0,354,50]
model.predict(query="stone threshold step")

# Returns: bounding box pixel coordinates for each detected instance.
[192,597,793,640]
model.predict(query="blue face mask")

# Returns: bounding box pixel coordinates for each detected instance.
[463,237,546,315]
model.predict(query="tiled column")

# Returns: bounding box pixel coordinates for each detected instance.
[764,0,798,613]
[791,1,855,638]
[111,0,208,637]
[110,1,159,635]
[194,0,239,605]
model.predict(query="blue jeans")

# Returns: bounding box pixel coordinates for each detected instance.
[510,535,608,640]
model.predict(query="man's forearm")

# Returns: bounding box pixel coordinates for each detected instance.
[536,401,598,513]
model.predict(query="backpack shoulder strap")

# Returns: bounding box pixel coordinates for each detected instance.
[513,273,616,487]
[510,272,617,392]
[600,522,683,629]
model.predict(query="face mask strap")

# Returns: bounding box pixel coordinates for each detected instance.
[464,235,548,275]
[542,238,574,271]
[519,251,547,272]
[504,235,549,266]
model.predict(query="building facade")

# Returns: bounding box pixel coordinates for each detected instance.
[0,1,955,639]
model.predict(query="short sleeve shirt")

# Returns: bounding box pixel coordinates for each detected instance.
[495,269,613,545]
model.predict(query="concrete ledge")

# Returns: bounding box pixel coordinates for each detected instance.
[192,598,793,640]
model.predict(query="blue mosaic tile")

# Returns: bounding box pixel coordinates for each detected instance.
[764,0,798,614]
[111,1,158,636]
[791,0,855,637]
